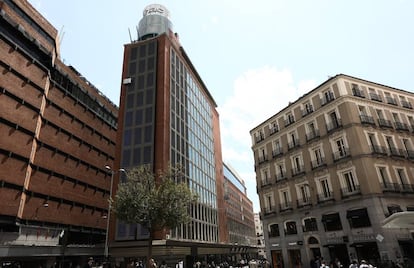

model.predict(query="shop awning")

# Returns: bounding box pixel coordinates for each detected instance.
[382,211,414,229]
[346,208,367,219]
[321,213,339,222]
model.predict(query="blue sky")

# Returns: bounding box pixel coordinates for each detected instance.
[32,0,414,212]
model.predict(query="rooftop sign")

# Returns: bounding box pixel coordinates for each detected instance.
[143,4,170,19]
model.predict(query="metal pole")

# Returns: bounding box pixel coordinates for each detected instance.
[104,169,114,259]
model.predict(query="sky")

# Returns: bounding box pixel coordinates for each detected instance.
[31,0,414,212]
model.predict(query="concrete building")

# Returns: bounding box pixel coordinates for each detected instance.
[254,213,266,259]
[110,4,256,267]
[0,0,118,266]
[251,74,414,268]
[223,163,256,250]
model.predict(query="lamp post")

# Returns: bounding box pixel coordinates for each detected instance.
[104,165,125,260]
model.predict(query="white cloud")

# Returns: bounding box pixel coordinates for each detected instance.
[218,66,317,211]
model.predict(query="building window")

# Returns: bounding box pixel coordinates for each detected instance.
[347,208,371,228]
[275,161,286,181]
[306,121,319,141]
[317,177,332,202]
[285,112,295,126]
[291,154,304,176]
[285,221,297,235]
[264,193,274,214]
[322,213,342,231]
[269,223,280,237]
[311,146,325,169]
[279,189,292,211]
[352,84,365,98]
[297,184,311,207]
[387,205,403,216]
[272,139,283,157]
[302,101,314,117]
[384,92,397,105]
[340,170,360,196]
[369,88,382,102]
[269,120,279,135]
[321,90,335,106]
[303,217,318,232]
[327,110,342,132]
[258,147,267,164]
[288,131,300,150]
[402,138,414,159]
[359,106,375,125]
[396,168,409,185]
[399,95,413,109]
[332,137,349,161]
[260,168,271,187]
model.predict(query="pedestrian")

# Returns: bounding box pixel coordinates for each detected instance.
[349,260,358,268]
[150,259,157,268]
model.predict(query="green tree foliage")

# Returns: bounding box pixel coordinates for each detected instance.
[111,164,198,262]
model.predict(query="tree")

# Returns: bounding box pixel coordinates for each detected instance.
[111,164,198,265]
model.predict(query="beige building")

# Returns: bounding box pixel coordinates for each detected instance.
[250,74,414,268]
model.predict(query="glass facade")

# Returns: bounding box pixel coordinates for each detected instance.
[169,48,218,242]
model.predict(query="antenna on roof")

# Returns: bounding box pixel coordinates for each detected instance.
[128,28,132,43]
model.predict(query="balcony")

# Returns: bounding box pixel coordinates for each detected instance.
[388,147,405,158]
[317,192,334,203]
[311,158,326,170]
[255,134,265,144]
[288,139,300,151]
[284,118,295,127]
[406,150,414,159]
[340,185,361,198]
[279,202,293,213]
[263,206,277,216]
[380,182,400,193]
[401,100,413,109]
[258,155,268,164]
[297,197,312,208]
[272,148,283,158]
[400,184,414,193]
[275,172,287,182]
[269,126,279,135]
[370,145,388,156]
[291,166,305,177]
[352,87,365,98]
[302,105,314,117]
[333,148,350,162]
[359,115,375,125]
[378,118,393,128]
[321,92,335,106]
[326,119,342,133]
[306,129,320,142]
[369,92,382,102]
[260,177,273,188]
[395,121,410,131]
[386,96,398,105]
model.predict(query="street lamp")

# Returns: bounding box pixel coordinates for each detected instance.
[104,165,125,260]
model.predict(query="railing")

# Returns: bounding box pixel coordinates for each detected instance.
[288,139,300,150]
[306,129,320,141]
[370,145,387,155]
[269,126,279,135]
[378,118,393,128]
[255,134,265,143]
[279,202,293,212]
[370,92,382,102]
[272,148,283,158]
[297,197,312,208]
[326,119,342,133]
[317,192,334,203]
[340,185,361,198]
[291,166,305,177]
[260,177,273,188]
[388,147,405,158]
[359,114,375,125]
[263,206,277,216]
[401,100,413,109]
[395,121,410,131]
[284,118,295,127]
[381,182,414,194]
[311,158,326,169]
[275,172,287,182]
[386,96,397,105]
[333,148,350,161]
[352,87,365,98]
[406,150,414,159]
[302,105,314,117]
[321,92,335,106]
[258,155,268,164]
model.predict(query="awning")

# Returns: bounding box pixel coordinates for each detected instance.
[321,213,339,222]
[346,208,368,219]
[382,211,414,229]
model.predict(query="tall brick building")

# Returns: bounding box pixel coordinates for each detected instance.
[0,0,117,266]
[110,4,257,267]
